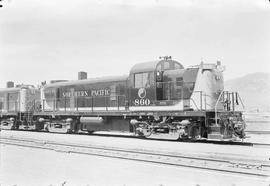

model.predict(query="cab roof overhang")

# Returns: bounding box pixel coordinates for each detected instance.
[129,60,184,74]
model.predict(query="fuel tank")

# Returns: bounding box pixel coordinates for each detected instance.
[80,117,104,125]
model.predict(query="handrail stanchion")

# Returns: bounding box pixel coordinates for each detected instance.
[106,97,108,111]
[181,87,184,110]
[190,98,199,110]
[64,97,66,112]
[91,97,94,112]
[204,94,206,111]
[200,91,202,111]
[76,97,78,111]
[53,99,55,112]
[215,91,224,126]
[33,100,36,113]
[117,95,119,111]
[236,92,245,110]
[227,91,230,111]
[232,92,235,111]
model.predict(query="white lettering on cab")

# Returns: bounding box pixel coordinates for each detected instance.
[134,99,150,106]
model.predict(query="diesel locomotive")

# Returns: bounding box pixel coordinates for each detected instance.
[0,57,246,140]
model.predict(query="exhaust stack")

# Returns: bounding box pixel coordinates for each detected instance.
[78,71,87,80]
[6,81,14,88]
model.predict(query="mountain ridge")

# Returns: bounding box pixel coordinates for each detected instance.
[225,72,270,112]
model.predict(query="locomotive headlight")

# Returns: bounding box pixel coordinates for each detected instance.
[156,71,162,81]
[38,118,45,122]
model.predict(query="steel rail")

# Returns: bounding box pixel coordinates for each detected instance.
[0,129,265,146]
[252,142,270,148]
[0,136,269,178]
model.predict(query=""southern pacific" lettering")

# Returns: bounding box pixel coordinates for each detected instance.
[62,89,110,98]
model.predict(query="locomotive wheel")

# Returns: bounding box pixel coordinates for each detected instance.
[136,128,152,138]
[133,122,153,138]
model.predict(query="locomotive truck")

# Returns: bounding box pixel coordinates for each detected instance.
[0,57,246,140]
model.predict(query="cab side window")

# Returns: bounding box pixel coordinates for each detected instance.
[134,72,152,88]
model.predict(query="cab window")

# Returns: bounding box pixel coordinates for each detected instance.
[134,72,152,88]
[164,61,170,70]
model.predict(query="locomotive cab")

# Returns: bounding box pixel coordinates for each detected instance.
[129,57,245,140]
[129,57,184,107]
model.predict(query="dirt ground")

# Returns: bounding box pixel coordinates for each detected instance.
[0,130,269,186]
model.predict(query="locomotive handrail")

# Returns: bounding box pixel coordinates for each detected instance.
[41,95,127,112]
[215,91,224,125]
[189,98,200,111]
[203,93,215,111]
[214,91,246,125]
[192,91,203,111]
[236,92,245,110]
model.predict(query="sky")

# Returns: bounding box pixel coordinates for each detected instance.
[0,0,269,88]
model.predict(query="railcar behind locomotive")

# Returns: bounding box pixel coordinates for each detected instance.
[0,57,246,140]
[0,84,40,130]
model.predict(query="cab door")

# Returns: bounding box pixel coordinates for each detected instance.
[156,71,163,100]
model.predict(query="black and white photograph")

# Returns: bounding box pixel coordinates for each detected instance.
[0,0,270,185]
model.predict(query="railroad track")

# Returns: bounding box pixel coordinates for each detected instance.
[246,130,270,135]
[0,129,260,146]
[1,136,270,178]
[252,142,270,148]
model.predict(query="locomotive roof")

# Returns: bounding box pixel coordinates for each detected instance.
[0,85,37,93]
[44,75,128,88]
[130,60,184,74]
[0,87,21,93]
